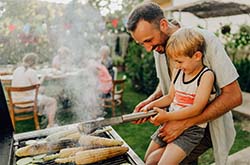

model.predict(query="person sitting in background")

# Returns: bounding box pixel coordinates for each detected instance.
[88,59,113,98]
[52,46,71,72]
[100,45,114,79]
[12,52,58,128]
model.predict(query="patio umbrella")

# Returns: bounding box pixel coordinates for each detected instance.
[165,0,250,18]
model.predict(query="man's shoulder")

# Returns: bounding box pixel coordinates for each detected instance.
[180,26,213,36]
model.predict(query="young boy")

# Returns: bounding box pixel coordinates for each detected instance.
[142,28,216,165]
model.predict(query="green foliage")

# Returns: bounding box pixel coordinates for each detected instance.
[220,24,250,63]
[0,0,58,64]
[223,24,250,49]
[219,24,250,92]
[125,40,158,95]
[230,122,250,154]
[234,59,250,92]
[90,0,143,33]
[112,55,124,66]
[0,0,105,65]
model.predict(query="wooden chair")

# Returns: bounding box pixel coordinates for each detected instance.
[112,66,118,80]
[5,84,40,131]
[102,75,126,116]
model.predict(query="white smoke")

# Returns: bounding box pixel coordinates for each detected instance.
[49,1,106,121]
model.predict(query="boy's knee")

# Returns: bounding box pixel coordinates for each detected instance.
[145,152,159,165]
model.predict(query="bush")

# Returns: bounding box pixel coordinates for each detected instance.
[125,40,158,95]
[222,24,250,62]
[234,59,250,92]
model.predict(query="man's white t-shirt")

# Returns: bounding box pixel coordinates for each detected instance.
[154,27,238,164]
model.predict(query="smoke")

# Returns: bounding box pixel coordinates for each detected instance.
[49,1,106,121]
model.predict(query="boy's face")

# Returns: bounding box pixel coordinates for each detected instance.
[172,52,202,75]
[131,20,168,54]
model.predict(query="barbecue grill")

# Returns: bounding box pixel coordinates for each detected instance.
[0,81,145,165]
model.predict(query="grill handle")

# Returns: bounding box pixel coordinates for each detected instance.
[122,110,157,122]
[78,110,157,134]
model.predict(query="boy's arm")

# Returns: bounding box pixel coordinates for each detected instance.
[153,70,214,123]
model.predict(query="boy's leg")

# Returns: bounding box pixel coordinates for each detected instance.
[145,126,167,164]
[180,125,212,164]
[158,142,186,165]
[145,140,165,165]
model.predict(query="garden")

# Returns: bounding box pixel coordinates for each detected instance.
[1,0,250,164]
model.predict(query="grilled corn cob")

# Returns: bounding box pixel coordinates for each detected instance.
[55,146,129,164]
[59,147,85,158]
[45,129,78,142]
[60,132,81,141]
[16,139,77,157]
[78,135,123,148]
[15,141,61,157]
[75,146,128,164]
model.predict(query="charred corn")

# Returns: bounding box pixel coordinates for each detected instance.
[45,129,78,142]
[54,156,75,164]
[75,146,129,164]
[59,147,85,158]
[16,139,77,157]
[15,141,61,157]
[78,135,123,148]
[54,146,128,164]
[60,132,81,141]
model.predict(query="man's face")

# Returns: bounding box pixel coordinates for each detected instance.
[131,20,168,54]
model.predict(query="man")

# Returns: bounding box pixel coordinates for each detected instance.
[126,2,242,165]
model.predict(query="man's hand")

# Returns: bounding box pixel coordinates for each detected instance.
[158,120,188,143]
[132,98,153,124]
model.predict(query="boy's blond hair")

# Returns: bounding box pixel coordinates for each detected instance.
[166,28,206,58]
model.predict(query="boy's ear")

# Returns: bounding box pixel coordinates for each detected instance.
[194,51,203,60]
[160,18,168,32]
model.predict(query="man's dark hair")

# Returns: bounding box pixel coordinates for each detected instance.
[126,2,164,32]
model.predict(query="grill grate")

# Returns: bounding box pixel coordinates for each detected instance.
[31,155,129,165]
[14,131,138,165]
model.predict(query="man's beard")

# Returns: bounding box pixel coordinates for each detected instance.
[153,32,169,54]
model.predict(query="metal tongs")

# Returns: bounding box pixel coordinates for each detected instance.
[78,110,157,134]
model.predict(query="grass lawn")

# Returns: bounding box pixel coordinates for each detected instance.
[14,76,250,164]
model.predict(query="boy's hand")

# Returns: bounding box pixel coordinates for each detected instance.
[150,107,168,126]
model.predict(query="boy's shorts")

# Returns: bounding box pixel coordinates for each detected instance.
[151,125,205,156]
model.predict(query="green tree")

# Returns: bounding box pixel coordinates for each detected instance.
[0,0,60,64]
[125,40,158,95]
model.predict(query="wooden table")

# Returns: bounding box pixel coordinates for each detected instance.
[0,67,83,82]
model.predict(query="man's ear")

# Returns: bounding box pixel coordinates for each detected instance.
[194,51,203,60]
[160,18,168,32]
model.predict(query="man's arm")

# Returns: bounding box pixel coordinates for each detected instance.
[132,83,163,124]
[159,80,242,142]
[134,83,163,113]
